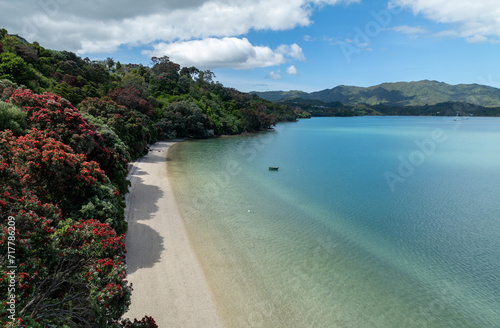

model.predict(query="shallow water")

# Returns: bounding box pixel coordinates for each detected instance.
[168,117,500,328]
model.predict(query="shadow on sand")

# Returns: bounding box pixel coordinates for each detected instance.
[124,166,165,275]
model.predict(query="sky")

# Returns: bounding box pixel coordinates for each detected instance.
[1,0,500,92]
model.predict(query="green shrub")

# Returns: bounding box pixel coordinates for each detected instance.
[0,102,26,135]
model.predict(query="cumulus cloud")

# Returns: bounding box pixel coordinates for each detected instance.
[276,44,306,61]
[286,65,299,75]
[0,0,355,55]
[143,37,305,69]
[268,69,283,80]
[390,0,500,42]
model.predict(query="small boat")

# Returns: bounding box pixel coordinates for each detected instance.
[268,166,279,171]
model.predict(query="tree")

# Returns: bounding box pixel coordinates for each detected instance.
[120,73,148,97]
[197,70,215,84]
[239,103,277,131]
[0,53,37,86]
[0,95,155,328]
[151,56,180,78]
[179,66,199,80]
[0,127,126,233]
[0,166,132,326]
[1,129,102,206]
[107,86,155,118]
[79,97,158,159]
[106,57,115,71]
[52,81,84,105]
[7,88,130,195]
[160,101,213,138]
[149,57,181,95]
[15,44,38,63]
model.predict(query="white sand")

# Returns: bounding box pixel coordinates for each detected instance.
[123,141,223,327]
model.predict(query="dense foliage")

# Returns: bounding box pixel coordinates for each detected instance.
[0,29,308,147]
[0,90,150,327]
[0,157,162,327]
[79,97,158,159]
[0,28,307,327]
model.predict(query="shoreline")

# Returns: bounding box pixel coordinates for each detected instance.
[123,140,223,327]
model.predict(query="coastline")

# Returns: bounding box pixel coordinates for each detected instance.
[123,140,223,327]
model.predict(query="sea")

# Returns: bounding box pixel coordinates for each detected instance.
[167,116,500,328]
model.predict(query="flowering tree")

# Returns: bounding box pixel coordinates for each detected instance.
[0,163,154,327]
[0,129,126,233]
[2,129,101,203]
[107,87,155,118]
[9,88,99,155]
[5,88,130,195]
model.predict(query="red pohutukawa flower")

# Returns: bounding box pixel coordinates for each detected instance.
[5,88,130,195]
[0,128,106,209]
[0,166,132,326]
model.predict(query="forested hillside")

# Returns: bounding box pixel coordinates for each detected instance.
[280,98,500,117]
[0,29,309,327]
[0,29,309,146]
[253,80,500,111]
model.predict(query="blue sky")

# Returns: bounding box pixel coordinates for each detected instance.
[2,0,500,92]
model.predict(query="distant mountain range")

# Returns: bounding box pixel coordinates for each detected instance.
[251,80,500,108]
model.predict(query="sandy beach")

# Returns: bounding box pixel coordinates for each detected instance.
[123,141,223,327]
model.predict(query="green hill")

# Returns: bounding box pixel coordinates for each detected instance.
[253,80,500,107]
[249,90,311,102]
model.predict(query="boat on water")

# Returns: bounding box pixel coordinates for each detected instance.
[269,167,279,171]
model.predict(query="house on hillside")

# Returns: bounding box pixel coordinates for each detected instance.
[8,34,28,43]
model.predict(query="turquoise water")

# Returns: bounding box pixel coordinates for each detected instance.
[168,117,500,328]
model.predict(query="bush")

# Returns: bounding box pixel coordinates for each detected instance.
[0,102,26,135]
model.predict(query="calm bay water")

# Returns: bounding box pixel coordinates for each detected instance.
[167,117,500,328]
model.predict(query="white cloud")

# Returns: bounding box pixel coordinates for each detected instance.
[269,69,283,80]
[286,65,299,75]
[384,25,428,40]
[0,0,356,54]
[466,34,489,43]
[143,37,305,70]
[276,43,306,61]
[391,0,500,42]
[388,25,428,35]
